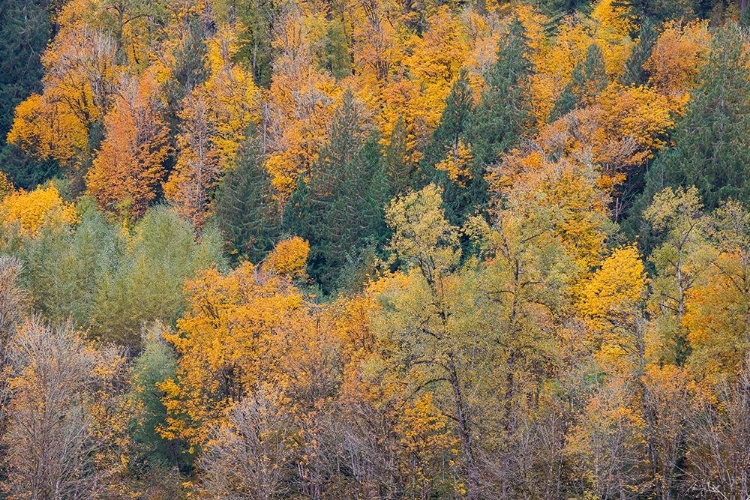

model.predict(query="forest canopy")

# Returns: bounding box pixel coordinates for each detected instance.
[1,0,750,497]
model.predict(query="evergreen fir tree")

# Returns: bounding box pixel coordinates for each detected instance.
[384,115,414,196]
[468,17,533,169]
[613,0,697,22]
[423,71,475,169]
[621,19,658,87]
[643,23,750,210]
[0,0,51,149]
[323,18,352,80]
[286,90,388,292]
[0,0,58,189]
[217,0,277,87]
[422,72,482,224]
[212,143,279,264]
[130,324,181,468]
[0,144,60,191]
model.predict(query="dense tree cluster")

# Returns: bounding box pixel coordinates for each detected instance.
[1,0,750,497]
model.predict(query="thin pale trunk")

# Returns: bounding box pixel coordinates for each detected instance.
[447,353,479,499]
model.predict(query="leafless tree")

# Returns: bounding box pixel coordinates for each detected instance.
[337,397,404,499]
[687,361,750,500]
[566,377,650,500]
[0,255,27,424]
[197,385,295,500]
[2,317,99,499]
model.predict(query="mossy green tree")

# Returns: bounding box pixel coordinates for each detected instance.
[91,207,224,350]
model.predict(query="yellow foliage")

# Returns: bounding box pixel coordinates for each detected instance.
[577,245,646,327]
[489,150,610,267]
[163,91,221,228]
[684,250,750,382]
[566,376,647,492]
[7,93,89,166]
[163,25,262,228]
[379,78,422,161]
[386,184,460,276]
[435,139,473,187]
[462,9,498,90]
[395,392,459,492]
[525,83,674,188]
[264,9,341,199]
[0,184,78,237]
[643,364,697,417]
[576,246,647,370]
[590,0,635,78]
[264,237,310,278]
[159,263,304,447]
[530,18,592,123]
[529,0,634,123]
[402,7,469,133]
[645,20,711,108]
[513,4,548,57]
[8,15,119,169]
[342,3,511,171]
[204,25,261,169]
[534,18,592,81]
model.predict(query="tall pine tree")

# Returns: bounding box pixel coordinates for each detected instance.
[423,71,480,224]
[212,142,280,264]
[384,115,414,196]
[550,43,608,120]
[0,0,59,189]
[468,17,533,174]
[621,19,658,87]
[643,23,750,210]
[285,90,389,292]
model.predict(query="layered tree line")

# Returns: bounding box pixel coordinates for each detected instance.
[1,0,750,497]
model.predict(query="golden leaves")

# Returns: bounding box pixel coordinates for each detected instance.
[263,237,310,279]
[435,139,473,187]
[7,93,89,166]
[0,184,78,237]
[264,7,341,200]
[86,71,170,220]
[576,245,647,327]
[596,83,676,168]
[159,255,304,446]
[645,20,711,107]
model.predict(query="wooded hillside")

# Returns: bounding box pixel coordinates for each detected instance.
[1,0,749,497]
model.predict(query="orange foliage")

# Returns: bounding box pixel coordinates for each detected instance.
[86,72,170,220]
[159,262,303,447]
[163,92,221,228]
[645,21,711,108]
[264,6,341,200]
